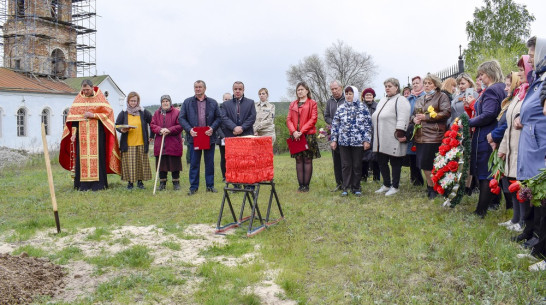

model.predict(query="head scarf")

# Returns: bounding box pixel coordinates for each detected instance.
[497,71,521,120]
[160,94,172,114]
[410,76,424,96]
[344,86,360,103]
[516,55,532,101]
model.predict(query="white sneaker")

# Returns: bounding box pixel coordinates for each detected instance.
[507,223,523,232]
[375,185,390,193]
[529,260,546,272]
[498,220,514,227]
[385,187,399,196]
[516,253,538,260]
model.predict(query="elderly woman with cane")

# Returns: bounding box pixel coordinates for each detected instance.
[150,95,183,191]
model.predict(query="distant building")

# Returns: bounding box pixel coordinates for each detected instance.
[0,0,126,152]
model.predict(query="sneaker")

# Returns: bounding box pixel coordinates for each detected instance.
[507,223,523,232]
[354,191,362,197]
[340,191,348,197]
[375,185,390,193]
[529,260,546,272]
[385,187,399,196]
[206,187,218,193]
[498,219,514,227]
[516,253,538,260]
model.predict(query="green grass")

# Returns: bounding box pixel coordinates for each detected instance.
[1,151,546,304]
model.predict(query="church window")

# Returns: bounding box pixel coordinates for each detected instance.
[16,0,24,17]
[62,108,69,126]
[41,108,50,135]
[17,108,26,137]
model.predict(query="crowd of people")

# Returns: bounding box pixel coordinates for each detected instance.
[59,36,546,271]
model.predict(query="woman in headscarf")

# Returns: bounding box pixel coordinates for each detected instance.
[361,88,380,182]
[469,60,506,217]
[330,86,372,196]
[411,73,451,199]
[115,92,153,189]
[497,55,532,231]
[150,95,183,191]
[372,78,410,196]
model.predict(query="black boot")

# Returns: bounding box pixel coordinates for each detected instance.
[137,180,145,189]
[127,182,134,190]
[427,186,437,199]
[159,179,166,191]
[173,179,180,191]
[474,180,492,217]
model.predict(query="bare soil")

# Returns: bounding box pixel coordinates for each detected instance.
[0,252,65,305]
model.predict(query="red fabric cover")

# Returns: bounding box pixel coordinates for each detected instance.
[225,136,274,183]
[193,126,211,150]
[286,136,308,154]
[286,98,318,135]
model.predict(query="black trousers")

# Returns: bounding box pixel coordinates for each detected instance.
[532,204,546,258]
[219,144,226,179]
[339,146,364,192]
[332,147,343,186]
[362,160,380,181]
[409,154,424,186]
[376,153,403,189]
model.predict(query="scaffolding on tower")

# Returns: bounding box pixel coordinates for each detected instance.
[0,0,97,78]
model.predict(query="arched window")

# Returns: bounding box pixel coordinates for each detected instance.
[16,0,25,17]
[17,108,26,137]
[41,108,50,135]
[62,108,69,126]
[50,0,58,19]
[51,49,66,77]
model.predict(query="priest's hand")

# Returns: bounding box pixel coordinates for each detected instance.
[84,112,94,119]
[71,134,76,142]
[120,128,129,133]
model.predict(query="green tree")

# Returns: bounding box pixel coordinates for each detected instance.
[464,0,535,73]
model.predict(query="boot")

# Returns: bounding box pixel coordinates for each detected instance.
[137,180,145,189]
[159,179,166,191]
[474,180,492,217]
[427,186,437,199]
[173,179,180,191]
[127,182,134,190]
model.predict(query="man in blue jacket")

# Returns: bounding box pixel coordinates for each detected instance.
[179,80,222,195]
[220,81,256,138]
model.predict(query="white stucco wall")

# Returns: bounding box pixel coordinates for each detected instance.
[0,78,126,152]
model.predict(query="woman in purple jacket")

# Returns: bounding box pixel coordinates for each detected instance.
[151,95,183,191]
[469,60,507,217]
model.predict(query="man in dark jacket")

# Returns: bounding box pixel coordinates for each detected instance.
[220,81,256,138]
[324,80,345,191]
[179,80,222,195]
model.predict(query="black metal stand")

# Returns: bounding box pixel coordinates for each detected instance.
[216,179,284,237]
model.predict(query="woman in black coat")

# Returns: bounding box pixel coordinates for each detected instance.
[115,91,153,189]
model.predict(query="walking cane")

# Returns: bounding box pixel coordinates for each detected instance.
[41,123,61,233]
[153,133,166,195]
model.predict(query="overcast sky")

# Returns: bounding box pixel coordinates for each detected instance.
[95,0,545,107]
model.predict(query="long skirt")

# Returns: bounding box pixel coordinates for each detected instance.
[415,142,441,171]
[121,145,152,182]
[155,155,183,172]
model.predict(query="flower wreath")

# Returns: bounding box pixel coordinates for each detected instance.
[431,114,471,207]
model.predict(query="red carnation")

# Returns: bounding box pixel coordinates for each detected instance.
[489,179,498,189]
[411,146,416,152]
[435,185,445,195]
[450,131,459,138]
[451,124,460,132]
[439,145,450,156]
[491,185,501,195]
[449,138,460,148]
[447,161,458,172]
[444,131,451,137]
[432,175,439,184]
[508,181,521,193]
[443,138,451,145]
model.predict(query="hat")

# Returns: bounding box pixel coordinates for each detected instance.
[362,88,376,98]
[160,95,172,103]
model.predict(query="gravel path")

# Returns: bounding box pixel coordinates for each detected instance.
[0,146,29,170]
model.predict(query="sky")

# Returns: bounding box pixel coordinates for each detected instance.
[95,0,546,107]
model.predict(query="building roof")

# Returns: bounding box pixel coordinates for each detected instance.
[0,68,78,95]
[64,75,108,91]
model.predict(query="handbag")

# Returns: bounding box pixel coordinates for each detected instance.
[362,148,376,162]
[286,104,309,154]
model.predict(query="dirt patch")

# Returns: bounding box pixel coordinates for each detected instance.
[0,146,29,171]
[0,252,65,304]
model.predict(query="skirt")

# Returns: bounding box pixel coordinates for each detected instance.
[415,142,441,171]
[291,134,321,159]
[156,155,183,172]
[121,145,153,182]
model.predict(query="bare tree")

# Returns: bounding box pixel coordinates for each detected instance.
[286,40,376,117]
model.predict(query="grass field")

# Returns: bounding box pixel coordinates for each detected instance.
[0,149,545,304]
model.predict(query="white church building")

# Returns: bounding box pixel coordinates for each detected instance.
[0,70,125,152]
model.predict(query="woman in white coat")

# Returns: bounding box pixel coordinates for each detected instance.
[372,78,411,196]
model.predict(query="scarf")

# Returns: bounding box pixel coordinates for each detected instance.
[424,90,436,96]
[127,104,141,116]
[411,86,424,97]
